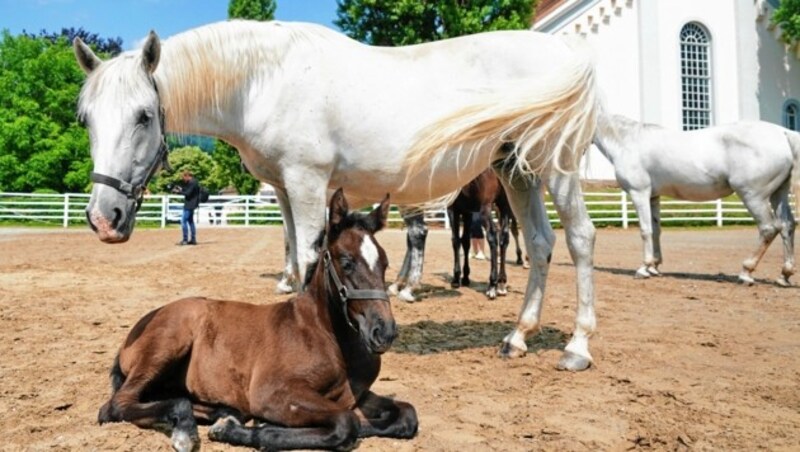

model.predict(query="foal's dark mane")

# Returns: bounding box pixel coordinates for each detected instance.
[302,209,382,288]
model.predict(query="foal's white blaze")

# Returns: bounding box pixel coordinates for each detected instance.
[361,236,380,272]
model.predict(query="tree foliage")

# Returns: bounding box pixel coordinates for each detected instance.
[335,0,536,46]
[23,27,123,56]
[150,146,221,194]
[0,31,118,193]
[228,0,277,21]
[773,0,800,45]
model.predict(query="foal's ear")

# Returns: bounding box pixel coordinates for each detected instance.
[73,37,102,74]
[369,194,391,233]
[141,30,161,74]
[328,188,349,230]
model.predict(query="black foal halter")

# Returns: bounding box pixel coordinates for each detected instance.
[322,248,389,332]
[89,77,171,212]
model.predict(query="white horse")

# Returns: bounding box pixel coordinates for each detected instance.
[73,20,599,369]
[595,114,800,285]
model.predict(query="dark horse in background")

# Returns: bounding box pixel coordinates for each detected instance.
[448,169,522,299]
[97,189,417,451]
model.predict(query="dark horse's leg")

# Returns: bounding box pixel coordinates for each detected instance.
[355,391,418,439]
[496,204,511,296]
[482,203,499,299]
[448,208,463,288]
[388,212,427,302]
[460,212,472,287]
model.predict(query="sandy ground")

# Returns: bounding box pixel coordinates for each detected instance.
[0,225,798,451]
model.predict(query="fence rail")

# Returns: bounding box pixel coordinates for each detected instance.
[0,191,772,230]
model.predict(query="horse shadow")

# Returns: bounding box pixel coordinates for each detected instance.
[567,264,794,287]
[392,320,568,355]
[431,272,525,297]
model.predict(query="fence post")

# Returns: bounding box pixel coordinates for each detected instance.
[245,198,250,226]
[161,196,167,228]
[716,198,723,227]
[63,194,70,228]
[621,191,628,229]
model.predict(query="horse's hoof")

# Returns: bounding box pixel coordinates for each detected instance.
[775,276,791,287]
[275,280,295,294]
[497,284,508,296]
[208,416,240,442]
[486,287,497,299]
[450,281,460,289]
[515,259,523,266]
[461,277,470,287]
[738,273,755,286]
[498,341,526,359]
[171,429,200,452]
[634,267,651,279]
[556,350,592,372]
[387,283,399,296]
[398,288,416,303]
[647,266,660,276]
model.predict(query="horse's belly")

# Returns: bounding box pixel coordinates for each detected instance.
[655,181,733,201]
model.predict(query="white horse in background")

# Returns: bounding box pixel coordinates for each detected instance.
[594,114,800,285]
[73,20,600,369]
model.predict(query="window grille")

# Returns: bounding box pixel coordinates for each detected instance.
[680,23,712,130]
[784,101,799,131]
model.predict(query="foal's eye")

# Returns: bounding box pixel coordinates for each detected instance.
[340,257,355,274]
[136,111,151,127]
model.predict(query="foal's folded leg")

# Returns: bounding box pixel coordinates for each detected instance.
[355,391,418,439]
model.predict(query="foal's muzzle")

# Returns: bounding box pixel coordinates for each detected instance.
[366,316,397,354]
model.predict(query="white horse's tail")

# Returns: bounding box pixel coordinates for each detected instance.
[403,36,599,183]
[786,130,800,217]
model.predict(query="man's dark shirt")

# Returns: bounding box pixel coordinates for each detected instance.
[181,178,200,210]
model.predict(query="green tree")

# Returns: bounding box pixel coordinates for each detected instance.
[773,0,800,45]
[150,146,221,194]
[228,0,277,21]
[0,31,111,192]
[335,0,536,46]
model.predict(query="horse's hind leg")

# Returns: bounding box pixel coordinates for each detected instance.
[629,188,658,278]
[355,391,418,439]
[98,354,125,424]
[547,171,596,371]
[771,182,796,286]
[389,212,427,302]
[460,212,472,287]
[496,207,510,296]
[482,203,499,299]
[275,187,298,294]
[738,193,782,285]
[448,208,463,288]
[650,196,663,272]
[510,215,525,266]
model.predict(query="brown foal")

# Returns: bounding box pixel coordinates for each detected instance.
[97,189,418,451]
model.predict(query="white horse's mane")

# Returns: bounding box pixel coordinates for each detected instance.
[78,20,336,131]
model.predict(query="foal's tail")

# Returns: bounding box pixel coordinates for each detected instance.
[787,130,800,217]
[403,35,599,184]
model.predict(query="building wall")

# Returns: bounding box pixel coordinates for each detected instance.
[754,5,800,125]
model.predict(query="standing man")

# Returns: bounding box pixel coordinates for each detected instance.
[176,170,199,245]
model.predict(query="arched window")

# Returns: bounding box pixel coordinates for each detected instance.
[680,22,712,130]
[784,100,799,131]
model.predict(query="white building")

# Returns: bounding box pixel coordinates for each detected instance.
[534,0,800,180]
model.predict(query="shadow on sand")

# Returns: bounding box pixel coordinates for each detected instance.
[560,263,795,288]
[393,320,567,355]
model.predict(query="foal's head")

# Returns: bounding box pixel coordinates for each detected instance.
[322,189,395,354]
[74,32,166,242]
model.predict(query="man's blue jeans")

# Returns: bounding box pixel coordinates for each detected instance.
[181,208,196,242]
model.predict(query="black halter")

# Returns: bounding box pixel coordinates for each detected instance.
[89,77,171,212]
[322,246,390,332]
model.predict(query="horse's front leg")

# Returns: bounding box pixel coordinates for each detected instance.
[497,207,510,296]
[355,391,418,439]
[629,188,657,278]
[650,195,663,273]
[448,208,463,288]
[548,171,596,371]
[496,172,554,359]
[283,170,329,288]
[388,212,427,302]
[274,187,298,293]
[482,203,499,299]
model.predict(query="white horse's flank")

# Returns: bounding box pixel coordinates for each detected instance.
[75,20,600,369]
[595,114,800,285]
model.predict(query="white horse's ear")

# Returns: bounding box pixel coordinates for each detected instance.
[328,188,349,229]
[369,194,390,232]
[141,30,161,74]
[73,37,102,74]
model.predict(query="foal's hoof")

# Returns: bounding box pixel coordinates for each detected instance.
[556,351,592,372]
[498,341,526,359]
[171,429,200,452]
[738,273,755,286]
[208,416,240,442]
[398,288,416,303]
[486,287,497,300]
[634,267,651,279]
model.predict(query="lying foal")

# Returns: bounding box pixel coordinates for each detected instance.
[97,189,418,451]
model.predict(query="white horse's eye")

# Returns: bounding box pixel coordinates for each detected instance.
[136,111,152,127]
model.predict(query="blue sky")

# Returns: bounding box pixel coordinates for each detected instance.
[1,0,340,49]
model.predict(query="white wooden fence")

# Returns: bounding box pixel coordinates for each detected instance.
[0,191,766,229]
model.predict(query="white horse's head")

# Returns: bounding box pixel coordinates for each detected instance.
[74,32,167,243]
